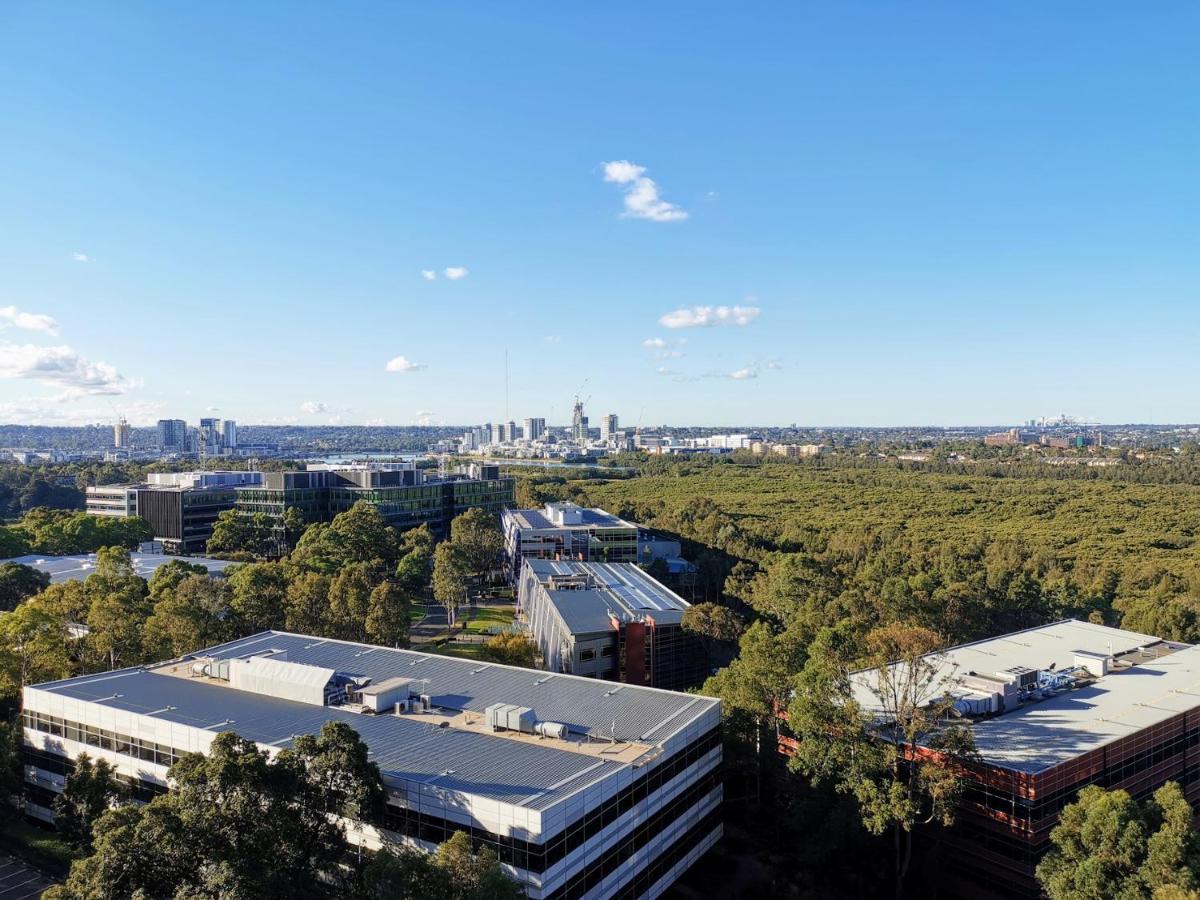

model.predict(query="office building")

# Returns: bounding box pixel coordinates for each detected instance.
[517,560,707,691]
[22,631,722,900]
[785,620,1200,898]
[572,400,588,443]
[235,463,514,542]
[218,419,237,450]
[503,502,637,579]
[502,502,689,582]
[599,414,619,442]
[87,472,263,554]
[156,419,188,453]
[85,484,138,518]
[524,417,546,441]
[113,417,131,449]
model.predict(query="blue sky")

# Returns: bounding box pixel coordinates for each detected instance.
[1,2,1196,427]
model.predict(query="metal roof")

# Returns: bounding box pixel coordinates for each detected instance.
[1,553,235,584]
[31,665,623,810]
[524,561,691,638]
[189,631,712,742]
[849,619,1199,774]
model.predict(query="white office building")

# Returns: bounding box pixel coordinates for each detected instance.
[22,632,722,900]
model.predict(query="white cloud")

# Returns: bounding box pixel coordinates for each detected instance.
[765,359,783,370]
[0,306,59,335]
[415,409,435,417]
[71,252,90,263]
[328,415,344,425]
[543,335,562,344]
[385,355,426,373]
[420,269,438,281]
[602,160,688,222]
[300,401,327,414]
[642,337,666,349]
[729,367,758,380]
[657,350,684,360]
[364,417,385,426]
[0,342,134,399]
[659,305,760,329]
[0,398,164,426]
[443,267,468,280]
[205,405,220,412]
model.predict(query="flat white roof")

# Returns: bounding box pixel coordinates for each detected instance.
[850,620,1194,774]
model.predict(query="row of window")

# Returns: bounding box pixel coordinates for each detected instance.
[552,805,723,900]
[379,729,715,878]
[23,710,189,769]
[964,724,1200,826]
[23,747,170,805]
[24,706,720,879]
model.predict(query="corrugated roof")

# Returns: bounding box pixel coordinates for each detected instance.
[188,631,711,742]
[31,666,622,810]
[525,560,690,628]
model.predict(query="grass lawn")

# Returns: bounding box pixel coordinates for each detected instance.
[460,606,515,635]
[1,818,78,872]
[427,641,489,660]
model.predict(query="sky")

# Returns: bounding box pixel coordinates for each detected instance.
[0,2,1197,428]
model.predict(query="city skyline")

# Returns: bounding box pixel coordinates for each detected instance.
[2,4,1197,427]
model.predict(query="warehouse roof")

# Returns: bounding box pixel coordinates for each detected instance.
[849,620,1198,774]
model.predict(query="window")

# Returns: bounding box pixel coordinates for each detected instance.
[580,649,595,662]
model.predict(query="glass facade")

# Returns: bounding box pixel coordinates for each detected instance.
[235,475,515,542]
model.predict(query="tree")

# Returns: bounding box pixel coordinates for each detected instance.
[285,572,332,635]
[49,727,384,900]
[51,734,350,900]
[449,508,503,584]
[146,559,209,599]
[0,602,73,701]
[53,752,127,850]
[681,602,744,669]
[394,546,431,595]
[0,562,50,612]
[227,561,290,632]
[84,553,150,671]
[786,623,977,898]
[0,720,24,829]
[286,721,384,822]
[282,505,308,549]
[434,830,524,900]
[480,631,537,668]
[327,562,374,642]
[142,575,233,659]
[207,509,274,558]
[432,543,468,633]
[361,844,454,900]
[1037,782,1200,900]
[364,581,411,648]
[291,502,400,577]
[0,527,31,559]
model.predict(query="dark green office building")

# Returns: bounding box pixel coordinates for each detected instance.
[234,464,514,540]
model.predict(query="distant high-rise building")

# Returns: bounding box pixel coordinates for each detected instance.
[524,417,546,441]
[600,414,619,442]
[198,418,221,456]
[219,419,237,450]
[571,399,588,443]
[506,420,519,441]
[113,417,131,449]
[156,419,187,453]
